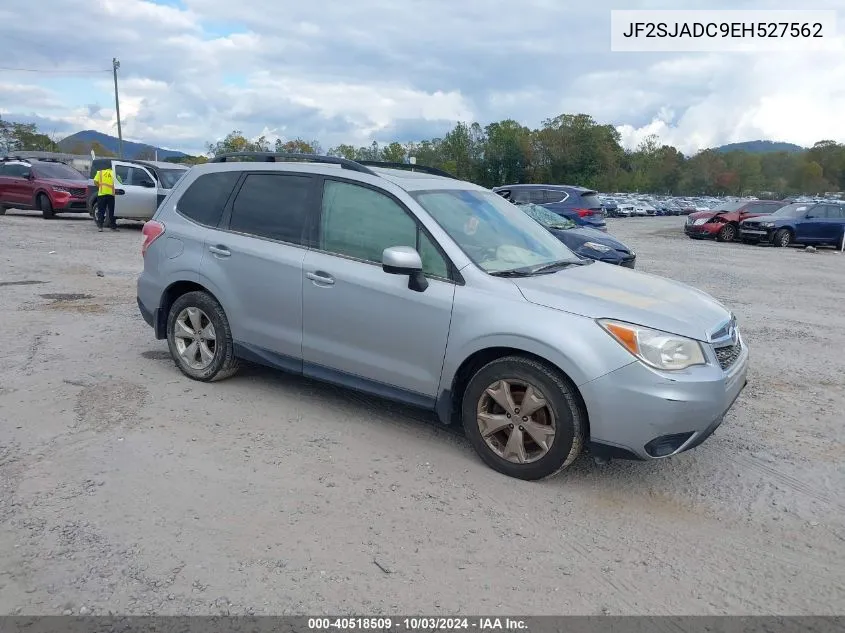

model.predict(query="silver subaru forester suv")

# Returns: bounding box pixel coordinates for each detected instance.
[137,153,748,480]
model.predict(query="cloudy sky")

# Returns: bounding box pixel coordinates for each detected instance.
[0,0,843,156]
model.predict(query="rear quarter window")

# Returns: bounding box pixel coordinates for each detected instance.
[578,193,602,209]
[176,171,240,227]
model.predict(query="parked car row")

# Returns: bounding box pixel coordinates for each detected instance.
[0,155,188,221]
[684,198,845,248]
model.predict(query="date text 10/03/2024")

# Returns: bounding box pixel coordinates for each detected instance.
[308,618,528,631]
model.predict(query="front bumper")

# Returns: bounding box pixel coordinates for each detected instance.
[684,223,718,238]
[54,194,89,212]
[580,340,749,460]
[739,228,774,243]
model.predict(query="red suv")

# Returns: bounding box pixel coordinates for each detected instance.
[684,199,786,242]
[0,157,91,219]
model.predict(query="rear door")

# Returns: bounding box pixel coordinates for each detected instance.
[112,161,159,219]
[1,163,31,207]
[201,171,316,367]
[820,205,845,244]
[796,204,827,242]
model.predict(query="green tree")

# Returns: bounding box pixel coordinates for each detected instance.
[327,144,358,160]
[274,138,322,154]
[206,130,270,157]
[381,142,406,163]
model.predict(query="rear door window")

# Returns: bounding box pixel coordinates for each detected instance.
[228,173,312,245]
[542,190,566,203]
[177,171,240,228]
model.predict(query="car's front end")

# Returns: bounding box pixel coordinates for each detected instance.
[684,212,722,238]
[509,265,749,462]
[739,217,781,243]
[45,179,90,213]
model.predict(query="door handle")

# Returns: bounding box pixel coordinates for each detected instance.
[115,189,125,195]
[208,245,231,257]
[306,271,334,285]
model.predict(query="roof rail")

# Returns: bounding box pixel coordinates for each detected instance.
[209,152,377,175]
[0,155,30,163]
[356,161,455,179]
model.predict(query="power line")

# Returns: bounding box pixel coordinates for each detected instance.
[0,66,111,74]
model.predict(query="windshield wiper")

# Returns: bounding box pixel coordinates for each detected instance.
[490,259,584,277]
[527,259,585,274]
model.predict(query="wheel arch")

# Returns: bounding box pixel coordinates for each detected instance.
[156,279,222,339]
[435,345,590,440]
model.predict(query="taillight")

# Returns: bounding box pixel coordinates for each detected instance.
[141,220,165,257]
[575,208,598,217]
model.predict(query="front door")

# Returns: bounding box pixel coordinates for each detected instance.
[112,161,159,219]
[301,178,455,403]
[200,171,315,368]
[797,205,827,243]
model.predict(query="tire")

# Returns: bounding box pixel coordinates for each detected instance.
[0,205,6,216]
[461,355,585,480]
[773,228,792,248]
[88,194,98,219]
[716,223,737,242]
[166,291,240,382]
[38,194,55,219]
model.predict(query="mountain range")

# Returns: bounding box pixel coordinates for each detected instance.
[56,130,806,160]
[713,140,804,154]
[58,130,188,160]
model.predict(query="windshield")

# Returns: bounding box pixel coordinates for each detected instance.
[34,163,86,180]
[412,189,579,273]
[712,201,746,212]
[519,203,576,230]
[157,168,188,189]
[772,203,811,218]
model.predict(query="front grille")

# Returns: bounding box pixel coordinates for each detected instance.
[70,188,87,197]
[743,222,760,230]
[715,342,742,370]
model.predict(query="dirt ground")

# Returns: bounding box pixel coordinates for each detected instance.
[1,209,843,616]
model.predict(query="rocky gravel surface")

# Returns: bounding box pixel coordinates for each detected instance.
[0,210,843,615]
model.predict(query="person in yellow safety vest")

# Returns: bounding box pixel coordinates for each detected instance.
[93,166,122,232]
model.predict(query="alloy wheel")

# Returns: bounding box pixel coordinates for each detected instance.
[476,379,556,464]
[173,307,217,370]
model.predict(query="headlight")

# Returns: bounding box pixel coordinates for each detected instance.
[53,186,70,194]
[762,222,775,228]
[598,320,706,371]
[582,241,612,253]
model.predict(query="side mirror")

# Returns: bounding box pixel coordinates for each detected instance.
[140,179,156,188]
[382,246,428,292]
[22,171,32,180]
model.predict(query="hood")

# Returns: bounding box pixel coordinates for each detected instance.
[550,226,630,253]
[513,263,731,341]
[688,210,717,221]
[44,178,88,187]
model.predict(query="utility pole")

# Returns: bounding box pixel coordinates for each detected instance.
[112,58,124,159]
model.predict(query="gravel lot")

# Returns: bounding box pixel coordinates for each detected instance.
[1,210,843,616]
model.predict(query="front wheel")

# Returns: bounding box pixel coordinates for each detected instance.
[166,291,240,382]
[773,228,792,248]
[716,223,737,242]
[38,194,54,219]
[461,356,585,480]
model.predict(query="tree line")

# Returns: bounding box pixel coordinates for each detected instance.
[3,114,844,197]
[204,115,845,197]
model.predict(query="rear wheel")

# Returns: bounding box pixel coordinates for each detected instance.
[38,194,54,219]
[774,228,792,248]
[716,223,737,242]
[461,356,584,480]
[166,291,240,382]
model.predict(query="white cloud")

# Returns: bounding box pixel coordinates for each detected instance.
[0,0,842,155]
